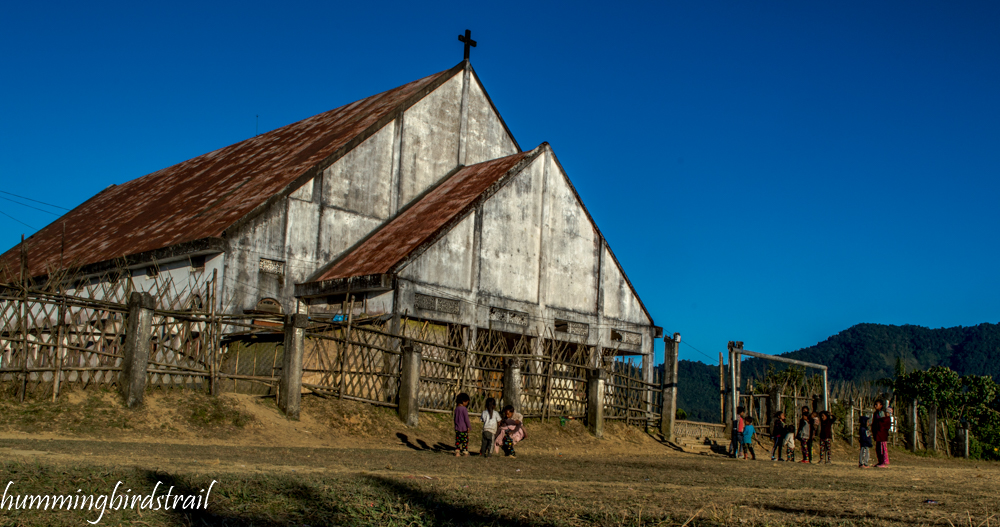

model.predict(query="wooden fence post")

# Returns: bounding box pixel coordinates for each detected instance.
[909,399,918,452]
[398,341,422,426]
[928,404,938,452]
[847,403,855,447]
[120,292,155,408]
[718,352,725,425]
[339,296,354,399]
[277,313,308,419]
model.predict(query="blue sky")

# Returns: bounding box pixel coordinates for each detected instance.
[2,1,998,364]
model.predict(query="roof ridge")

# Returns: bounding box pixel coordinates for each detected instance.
[1,62,467,280]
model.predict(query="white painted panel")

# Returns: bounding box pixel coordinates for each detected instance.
[285,199,321,284]
[289,178,313,202]
[318,207,383,265]
[399,212,474,291]
[464,78,518,165]
[600,245,649,325]
[398,74,463,207]
[478,157,544,302]
[321,122,395,219]
[542,153,599,313]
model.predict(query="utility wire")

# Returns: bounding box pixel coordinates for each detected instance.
[0,191,70,211]
[0,196,62,216]
[0,210,36,230]
[682,339,717,363]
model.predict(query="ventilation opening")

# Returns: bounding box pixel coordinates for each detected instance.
[255,298,283,314]
[190,255,206,271]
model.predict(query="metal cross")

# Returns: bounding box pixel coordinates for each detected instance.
[458,29,477,60]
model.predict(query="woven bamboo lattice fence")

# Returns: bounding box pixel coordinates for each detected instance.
[0,258,659,429]
[0,264,228,398]
[605,356,663,428]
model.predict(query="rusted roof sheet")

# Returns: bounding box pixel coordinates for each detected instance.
[310,148,540,282]
[0,64,463,280]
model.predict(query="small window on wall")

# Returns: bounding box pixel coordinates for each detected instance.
[610,329,642,346]
[255,298,283,314]
[190,255,206,272]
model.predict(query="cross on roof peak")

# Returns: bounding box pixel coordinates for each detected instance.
[458,29,477,61]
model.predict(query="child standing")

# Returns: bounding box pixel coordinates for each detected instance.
[480,397,500,458]
[858,415,873,468]
[730,406,746,458]
[797,406,812,463]
[818,411,835,464]
[742,417,757,460]
[872,400,891,468]
[784,425,797,462]
[770,412,787,461]
[454,392,471,457]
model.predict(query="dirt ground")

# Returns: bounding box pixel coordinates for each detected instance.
[0,390,998,526]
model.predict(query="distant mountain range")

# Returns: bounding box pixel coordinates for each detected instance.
[676,322,1000,423]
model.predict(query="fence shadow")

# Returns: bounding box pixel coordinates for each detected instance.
[396,432,454,453]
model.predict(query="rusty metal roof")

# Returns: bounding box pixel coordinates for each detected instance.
[309,147,541,283]
[1,64,464,280]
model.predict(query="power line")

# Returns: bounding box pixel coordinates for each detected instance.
[0,210,36,230]
[681,339,717,363]
[0,191,70,211]
[0,195,62,216]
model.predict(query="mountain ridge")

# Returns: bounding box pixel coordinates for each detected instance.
[676,321,1000,423]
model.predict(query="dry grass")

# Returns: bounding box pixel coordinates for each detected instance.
[0,392,997,526]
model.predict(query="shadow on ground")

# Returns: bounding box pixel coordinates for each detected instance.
[141,469,546,526]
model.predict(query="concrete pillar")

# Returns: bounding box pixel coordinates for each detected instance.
[502,357,523,412]
[909,399,918,452]
[397,341,422,426]
[277,314,308,419]
[587,368,606,438]
[120,292,155,408]
[660,333,680,442]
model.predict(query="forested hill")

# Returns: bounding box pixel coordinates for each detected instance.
[676,322,1000,423]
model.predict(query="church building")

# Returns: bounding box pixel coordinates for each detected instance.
[0,59,660,379]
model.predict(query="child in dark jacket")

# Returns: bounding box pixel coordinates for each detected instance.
[770,412,787,461]
[858,415,873,468]
[819,411,836,464]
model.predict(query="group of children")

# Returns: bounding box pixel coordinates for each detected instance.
[730,399,894,468]
[453,393,526,458]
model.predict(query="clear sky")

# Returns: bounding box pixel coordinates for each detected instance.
[2,1,998,365]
